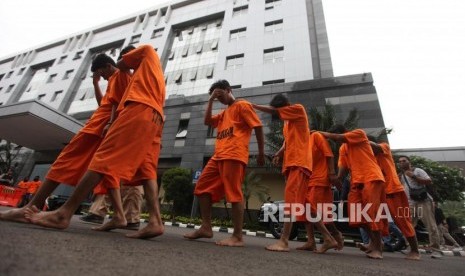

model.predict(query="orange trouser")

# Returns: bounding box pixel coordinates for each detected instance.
[386,191,416,238]
[194,159,245,203]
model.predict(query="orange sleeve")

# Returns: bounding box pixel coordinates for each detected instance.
[240,101,262,129]
[122,45,148,69]
[343,129,367,144]
[107,70,131,105]
[315,132,333,158]
[210,112,223,129]
[277,104,306,122]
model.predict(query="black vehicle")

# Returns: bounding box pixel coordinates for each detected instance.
[258,199,430,243]
[44,184,91,214]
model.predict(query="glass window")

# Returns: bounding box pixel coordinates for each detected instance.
[38,94,46,101]
[18,68,25,76]
[190,70,197,81]
[226,54,244,70]
[229,28,246,41]
[264,47,284,63]
[47,74,57,83]
[130,34,141,44]
[6,71,13,78]
[232,5,248,17]
[51,91,63,102]
[151,28,164,39]
[174,72,182,84]
[168,51,175,60]
[207,125,216,138]
[196,43,203,54]
[211,39,219,50]
[182,46,189,57]
[58,55,67,64]
[263,79,284,85]
[206,66,214,78]
[63,70,74,80]
[73,51,84,60]
[176,119,189,139]
[265,19,283,33]
[265,0,282,10]
[6,84,14,93]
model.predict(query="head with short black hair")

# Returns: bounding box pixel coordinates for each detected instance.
[269,94,289,108]
[33,175,40,181]
[328,124,347,134]
[398,155,412,170]
[118,45,136,60]
[91,54,116,72]
[367,135,378,143]
[209,79,231,95]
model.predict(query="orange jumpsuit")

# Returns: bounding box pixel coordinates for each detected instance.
[88,45,165,183]
[46,70,130,187]
[277,104,312,215]
[339,129,386,231]
[194,100,262,203]
[298,132,334,221]
[375,143,415,238]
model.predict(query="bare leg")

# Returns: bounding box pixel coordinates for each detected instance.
[184,194,213,240]
[296,222,316,251]
[405,236,421,260]
[126,179,164,239]
[366,230,383,259]
[314,220,338,253]
[0,179,59,223]
[327,223,344,250]
[93,188,127,231]
[266,221,292,252]
[27,171,102,229]
[216,202,244,247]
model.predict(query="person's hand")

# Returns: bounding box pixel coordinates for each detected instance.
[93,72,101,85]
[101,122,111,137]
[272,155,281,166]
[209,90,219,101]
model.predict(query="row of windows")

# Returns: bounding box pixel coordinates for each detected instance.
[37,91,63,102]
[169,66,214,85]
[225,47,284,69]
[229,20,283,41]
[0,84,15,93]
[168,39,218,60]
[46,70,75,83]
[232,0,282,17]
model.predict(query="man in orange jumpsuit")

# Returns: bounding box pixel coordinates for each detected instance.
[25,45,166,240]
[297,131,344,252]
[0,52,131,224]
[184,79,265,246]
[253,94,337,252]
[370,140,420,260]
[320,125,386,259]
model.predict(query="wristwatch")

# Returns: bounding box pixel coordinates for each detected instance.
[412,175,417,180]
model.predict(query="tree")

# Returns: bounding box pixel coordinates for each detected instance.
[242,170,269,221]
[161,167,193,219]
[397,155,465,203]
[0,139,23,174]
[440,200,465,226]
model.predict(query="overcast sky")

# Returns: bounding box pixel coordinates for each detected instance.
[1,0,464,150]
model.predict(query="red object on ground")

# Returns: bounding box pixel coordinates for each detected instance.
[0,185,26,207]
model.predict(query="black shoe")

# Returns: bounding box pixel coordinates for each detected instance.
[122,222,140,231]
[393,239,407,251]
[79,213,104,224]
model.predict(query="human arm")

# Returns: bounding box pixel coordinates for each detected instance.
[204,91,219,125]
[92,73,103,106]
[319,131,348,143]
[101,104,117,137]
[252,104,278,116]
[369,141,382,155]
[272,142,285,166]
[253,126,265,166]
[404,168,432,185]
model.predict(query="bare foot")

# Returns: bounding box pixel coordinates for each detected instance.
[0,207,30,223]
[366,250,383,259]
[126,223,164,239]
[92,217,127,232]
[357,243,372,253]
[296,242,316,251]
[333,231,344,251]
[405,251,421,261]
[266,240,290,252]
[183,227,213,240]
[316,238,338,254]
[25,207,70,229]
[216,235,244,247]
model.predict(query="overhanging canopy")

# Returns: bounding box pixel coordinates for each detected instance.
[0,100,83,151]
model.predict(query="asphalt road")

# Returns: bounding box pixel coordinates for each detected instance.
[0,207,463,276]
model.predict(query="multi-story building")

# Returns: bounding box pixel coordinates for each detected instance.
[0,0,386,209]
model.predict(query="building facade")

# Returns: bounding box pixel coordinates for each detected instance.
[0,0,386,209]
